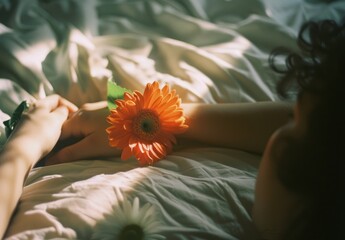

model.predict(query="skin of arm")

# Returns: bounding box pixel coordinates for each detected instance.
[0,95,77,239]
[0,146,35,238]
[180,102,292,154]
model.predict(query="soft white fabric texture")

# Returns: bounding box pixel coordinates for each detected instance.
[0,0,344,239]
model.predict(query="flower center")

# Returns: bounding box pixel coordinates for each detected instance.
[133,110,160,140]
[118,224,144,240]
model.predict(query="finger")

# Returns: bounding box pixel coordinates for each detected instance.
[45,136,120,165]
[35,95,77,113]
[51,106,69,123]
[81,101,107,111]
[34,94,60,112]
[59,97,78,113]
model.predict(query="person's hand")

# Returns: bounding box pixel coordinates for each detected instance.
[45,101,121,165]
[0,95,76,239]
[5,95,78,168]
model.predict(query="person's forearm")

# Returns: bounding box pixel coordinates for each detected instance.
[180,102,292,154]
[0,146,32,239]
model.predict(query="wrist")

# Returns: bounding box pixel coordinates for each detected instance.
[3,136,41,169]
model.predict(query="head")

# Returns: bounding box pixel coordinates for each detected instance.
[255,19,345,240]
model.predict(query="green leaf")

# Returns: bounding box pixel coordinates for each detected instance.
[3,100,29,138]
[107,79,132,110]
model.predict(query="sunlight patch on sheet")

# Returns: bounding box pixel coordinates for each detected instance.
[69,28,94,50]
[205,36,252,61]
[12,160,153,238]
[61,29,95,83]
[179,61,214,101]
[265,7,273,18]
[14,42,51,69]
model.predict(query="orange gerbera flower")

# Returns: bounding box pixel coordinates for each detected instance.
[106,81,188,165]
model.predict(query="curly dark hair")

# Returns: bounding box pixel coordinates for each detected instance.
[269,20,345,240]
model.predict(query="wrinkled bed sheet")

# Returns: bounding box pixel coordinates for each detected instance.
[0,0,344,239]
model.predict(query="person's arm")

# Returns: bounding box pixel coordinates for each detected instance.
[0,95,76,239]
[0,145,36,237]
[181,102,292,154]
[45,101,292,166]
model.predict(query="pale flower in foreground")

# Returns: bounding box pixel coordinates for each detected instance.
[92,196,165,240]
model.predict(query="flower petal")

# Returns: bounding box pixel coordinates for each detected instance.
[121,146,133,160]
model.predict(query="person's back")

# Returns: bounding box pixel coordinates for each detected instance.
[253,19,345,240]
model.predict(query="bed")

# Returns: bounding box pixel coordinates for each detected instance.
[0,0,344,239]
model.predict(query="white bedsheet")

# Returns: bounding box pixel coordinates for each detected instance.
[6,149,260,239]
[0,0,344,239]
